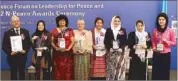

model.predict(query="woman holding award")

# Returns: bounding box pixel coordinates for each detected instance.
[127,20,152,80]
[152,13,176,80]
[51,15,75,80]
[90,17,106,80]
[31,20,52,80]
[73,19,92,80]
[104,16,127,80]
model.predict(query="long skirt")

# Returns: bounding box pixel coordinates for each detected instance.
[53,51,74,80]
[106,51,126,80]
[74,52,90,80]
[90,55,106,79]
[152,52,170,80]
[128,54,146,80]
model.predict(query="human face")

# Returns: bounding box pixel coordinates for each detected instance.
[158,17,166,28]
[38,22,44,31]
[11,16,20,28]
[95,20,103,30]
[77,20,85,30]
[136,22,144,32]
[113,18,121,27]
[59,19,66,27]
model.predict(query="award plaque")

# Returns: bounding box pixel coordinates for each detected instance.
[135,44,145,55]
[96,37,105,50]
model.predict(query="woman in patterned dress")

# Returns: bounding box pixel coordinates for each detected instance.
[104,16,127,80]
[51,15,75,80]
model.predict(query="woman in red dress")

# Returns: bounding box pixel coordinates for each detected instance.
[51,15,74,80]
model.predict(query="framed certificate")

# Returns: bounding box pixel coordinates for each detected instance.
[10,36,23,51]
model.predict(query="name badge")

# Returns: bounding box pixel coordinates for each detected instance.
[113,41,119,49]
[37,50,42,56]
[58,38,65,49]
[157,43,163,51]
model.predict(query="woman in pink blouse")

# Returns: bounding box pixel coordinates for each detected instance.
[152,13,176,80]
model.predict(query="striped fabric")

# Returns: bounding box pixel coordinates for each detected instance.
[91,55,106,77]
[74,52,90,80]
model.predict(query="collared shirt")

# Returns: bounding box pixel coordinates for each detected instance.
[14,28,20,35]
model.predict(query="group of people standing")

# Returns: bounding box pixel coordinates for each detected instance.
[2,12,176,80]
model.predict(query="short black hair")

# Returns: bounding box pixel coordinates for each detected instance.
[56,15,69,27]
[94,17,104,26]
[136,20,143,25]
[156,13,168,32]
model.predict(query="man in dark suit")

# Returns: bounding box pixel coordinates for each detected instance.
[2,15,31,80]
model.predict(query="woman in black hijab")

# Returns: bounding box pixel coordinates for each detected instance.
[31,20,52,80]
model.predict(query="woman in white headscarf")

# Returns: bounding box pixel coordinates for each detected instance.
[128,20,152,80]
[104,16,127,80]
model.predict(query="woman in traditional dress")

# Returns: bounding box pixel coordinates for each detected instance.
[128,20,152,80]
[31,20,52,80]
[90,17,106,80]
[104,16,127,80]
[51,15,74,80]
[73,19,92,80]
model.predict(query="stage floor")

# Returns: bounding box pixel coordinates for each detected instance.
[1,70,177,80]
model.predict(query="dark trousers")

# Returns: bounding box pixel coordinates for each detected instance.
[7,54,26,80]
[152,52,170,80]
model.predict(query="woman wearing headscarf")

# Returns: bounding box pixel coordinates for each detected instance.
[31,20,52,80]
[73,19,92,80]
[104,15,127,80]
[90,17,106,80]
[51,15,75,80]
[127,20,152,80]
[152,13,176,80]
